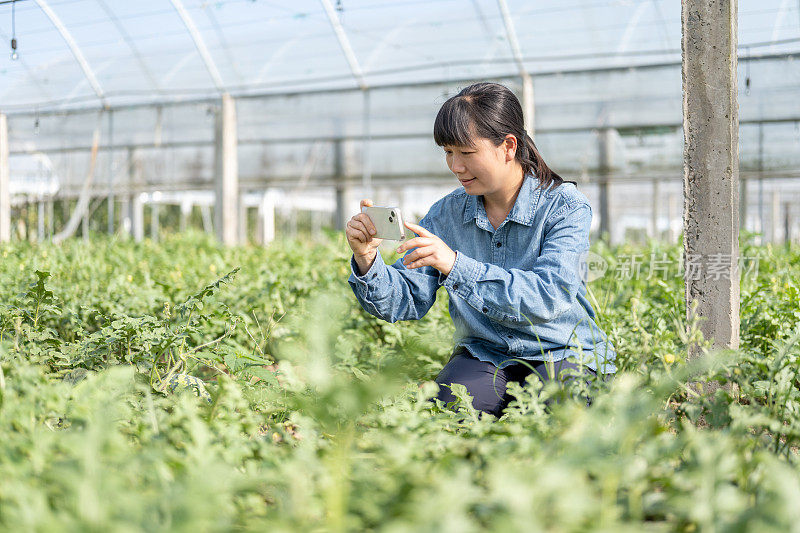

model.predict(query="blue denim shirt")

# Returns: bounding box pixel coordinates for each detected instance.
[348,174,617,374]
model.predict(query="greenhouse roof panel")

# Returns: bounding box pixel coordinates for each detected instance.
[0,0,797,112]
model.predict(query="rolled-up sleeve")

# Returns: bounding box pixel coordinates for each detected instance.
[441,201,592,326]
[347,214,441,323]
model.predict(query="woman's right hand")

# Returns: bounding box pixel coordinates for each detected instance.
[346,199,383,273]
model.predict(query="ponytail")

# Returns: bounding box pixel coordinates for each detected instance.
[519,131,568,191]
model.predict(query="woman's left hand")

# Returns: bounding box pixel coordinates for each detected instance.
[396,221,457,276]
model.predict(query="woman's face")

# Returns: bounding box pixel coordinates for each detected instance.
[443,134,518,196]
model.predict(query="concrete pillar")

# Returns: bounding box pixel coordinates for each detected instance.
[0,113,10,242]
[214,93,239,246]
[681,0,740,360]
[597,128,614,243]
[333,139,349,231]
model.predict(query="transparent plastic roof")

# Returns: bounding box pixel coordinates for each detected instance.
[1,0,798,112]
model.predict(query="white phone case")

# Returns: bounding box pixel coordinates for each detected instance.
[361,206,406,241]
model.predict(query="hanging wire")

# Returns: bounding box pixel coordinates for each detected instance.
[744,46,751,96]
[10,0,18,60]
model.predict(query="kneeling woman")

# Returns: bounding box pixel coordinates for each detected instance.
[346,82,616,418]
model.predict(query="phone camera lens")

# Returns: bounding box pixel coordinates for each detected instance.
[391,211,396,218]
[388,216,394,223]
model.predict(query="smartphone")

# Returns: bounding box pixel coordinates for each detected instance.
[361,205,406,241]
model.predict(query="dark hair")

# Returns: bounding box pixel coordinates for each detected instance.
[433,82,570,191]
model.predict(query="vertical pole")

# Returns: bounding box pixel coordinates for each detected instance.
[681,0,740,362]
[522,73,535,137]
[597,128,614,244]
[107,109,115,234]
[334,139,349,231]
[214,93,239,246]
[238,192,247,244]
[0,113,10,242]
[757,123,764,243]
[361,90,373,198]
[260,189,276,244]
[651,179,660,240]
[200,204,213,233]
[739,176,748,231]
[180,200,191,233]
[784,202,792,246]
[82,202,89,240]
[47,199,54,239]
[770,188,780,243]
[150,202,159,242]
[38,200,45,241]
[130,149,144,241]
[667,192,679,243]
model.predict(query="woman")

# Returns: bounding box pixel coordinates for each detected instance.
[346,82,616,418]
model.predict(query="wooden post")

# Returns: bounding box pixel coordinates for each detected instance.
[681,0,740,364]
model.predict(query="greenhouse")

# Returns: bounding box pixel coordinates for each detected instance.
[1,0,798,245]
[1,0,800,530]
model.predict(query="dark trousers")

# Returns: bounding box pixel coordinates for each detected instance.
[433,348,601,418]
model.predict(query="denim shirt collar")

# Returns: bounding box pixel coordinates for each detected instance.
[463,172,542,228]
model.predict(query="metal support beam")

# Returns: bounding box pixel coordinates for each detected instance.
[320,0,367,90]
[681,0,740,362]
[497,0,535,136]
[34,0,107,106]
[170,0,226,92]
[0,113,9,242]
[214,93,239,245]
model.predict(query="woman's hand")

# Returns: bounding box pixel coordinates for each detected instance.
[397,221,456,276]
[346,199,383,274]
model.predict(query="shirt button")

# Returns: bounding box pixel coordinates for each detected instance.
[496,242,502,248]
[482,306,488,313]
[453,283,459,290]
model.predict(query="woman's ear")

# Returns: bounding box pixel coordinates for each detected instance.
[503,134,518,162]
